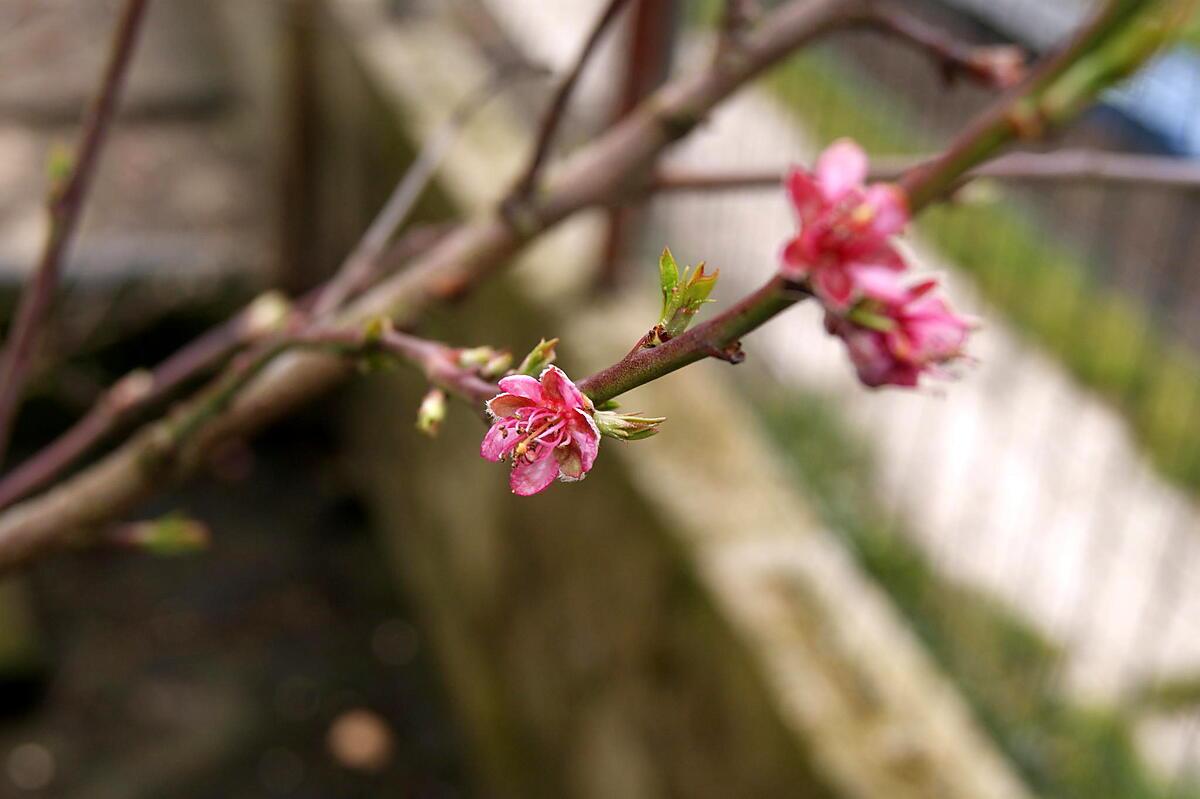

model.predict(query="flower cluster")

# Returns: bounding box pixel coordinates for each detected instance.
[781,139,972,387]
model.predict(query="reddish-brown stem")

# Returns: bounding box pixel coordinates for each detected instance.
[578,277,805,403]
[847,1,1027,89]
[648,149,1200,193]
[0,224,448,511]
[0,0,150,467]
[505,0,634,206]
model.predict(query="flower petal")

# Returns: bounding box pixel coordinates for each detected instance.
[785,167,824,224]
[480,421,520,462]
[814,266,856,310]
[816,139,867,200]
[510,448,559,496]
[497,374,545,402]
[779,236,811,278]
[851,265,910,305]
[555,445,585,481]
[863,184,909,237]
[486,393,534,419]
[571,409,601,472]
[539,365,588,410]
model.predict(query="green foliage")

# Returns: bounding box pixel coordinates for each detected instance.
[752,390,1196,799]
[657,247,718,340]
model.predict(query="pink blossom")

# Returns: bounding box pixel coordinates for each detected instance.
[825,268,972,388]
[480,366,600,496]
[780,139,910,309]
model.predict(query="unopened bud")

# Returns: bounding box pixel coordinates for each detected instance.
[362,316,394,344]
[416,388,447,437]
[593,410,666,441]
[114,514,211,555]
[457,346,496,369]
[481,351,513,379]
[516,338,558,377]
[970,46,1027,89]
[244,291,292,336]
[109,369,155,412]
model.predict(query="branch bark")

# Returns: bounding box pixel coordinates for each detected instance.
[505,0,634,206]
[0,0,1179,573]
[648,149,1200,193]
[0,0,151,466]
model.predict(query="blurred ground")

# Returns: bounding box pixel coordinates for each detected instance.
[0,409,465,798]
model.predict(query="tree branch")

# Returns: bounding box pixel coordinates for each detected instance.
[647,149,1200,193]
[504,0,634,207]
[0,0,151,467]
[847,1,1027,89]
[0,0,1178,573]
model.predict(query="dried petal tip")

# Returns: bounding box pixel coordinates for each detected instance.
[416,388,447,437]
[594,410,666,441]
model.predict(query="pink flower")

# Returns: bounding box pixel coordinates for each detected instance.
[825,268,972,388]
[780,139,910,309]
[480,366,601,496]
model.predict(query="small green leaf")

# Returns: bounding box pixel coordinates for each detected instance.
[659,246,680,320]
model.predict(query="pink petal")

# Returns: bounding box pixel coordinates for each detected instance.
[539,365,588,410]
[816,139,867,200]
[863,184,909,237]
[779,236,811,277]
[497,374,545,402]
[814,266,856,310]
[481,421,520,462]
[851,266,910,305]
[555,445,585,481]
[785,168,824,223]
[571,409,600,472]
[486,393,534,419]
[510,448,559,496]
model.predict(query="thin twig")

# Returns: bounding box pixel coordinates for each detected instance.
[505,0,634,207]
[0,0,1171,573]
[715,0,758,62]
[0,0,150,467]
[313,71,518,316]
[847,1,1027,89]
[647,149,1200,193]
[0,224,448,511]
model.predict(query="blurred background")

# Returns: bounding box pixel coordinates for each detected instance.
[2,0,1200,796]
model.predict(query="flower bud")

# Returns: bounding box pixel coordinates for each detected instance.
[516,337,558,377]
[481,351,513,380]
[593,410,666,441]
[113,514,211,555]
[244,291,292,336]
[457,346,496,370]
[416,388,448,437]
[658,247,718,339]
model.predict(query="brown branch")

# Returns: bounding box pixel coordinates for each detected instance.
[0,0,151,467]
[313,70,517,316]
[504,0,634,207]
[647,149,1200,193]
[0,224,448,511]
[847,1,1027,89]
[0,0,1168,572]
[0,0,852,572]
[579,277,807,403]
